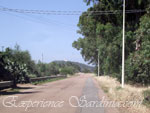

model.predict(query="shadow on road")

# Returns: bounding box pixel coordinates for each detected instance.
[0,90,40,95]
[0,86,39,95]
[15,86,34,90]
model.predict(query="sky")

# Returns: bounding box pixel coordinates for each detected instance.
[0,0,91,65]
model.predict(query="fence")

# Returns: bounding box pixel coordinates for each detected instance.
[0,75,66,89]
[30,75,66,82]
[0,81,13,88]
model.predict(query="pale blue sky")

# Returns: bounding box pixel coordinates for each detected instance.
[0,0,91,64]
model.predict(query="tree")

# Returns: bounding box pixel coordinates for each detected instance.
[72,0,150,85]
[0,45,34,87]
[0,48,30,87]
[60,66,76,75]
[125,15,150,85]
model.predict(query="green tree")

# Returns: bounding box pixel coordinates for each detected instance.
[0,48,30,87]
[125,15,150,85]
[73,0,149,81]
[60,66,76,75]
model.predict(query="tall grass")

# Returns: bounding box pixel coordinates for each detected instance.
[95,76,150,113]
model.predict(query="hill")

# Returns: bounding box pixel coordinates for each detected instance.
[52,60,95,73]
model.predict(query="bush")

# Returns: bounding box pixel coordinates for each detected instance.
[60,67,75,75]
[0,46,31,87]
[143,90,150,107]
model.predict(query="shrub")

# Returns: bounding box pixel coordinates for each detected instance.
[143,90,150,107]
[60,67,75,75]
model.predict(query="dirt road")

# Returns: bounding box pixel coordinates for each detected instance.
[0,73,119,113]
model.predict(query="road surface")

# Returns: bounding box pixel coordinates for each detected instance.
[0,73,119,113]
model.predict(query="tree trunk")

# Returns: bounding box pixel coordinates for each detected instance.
[12,78,17,88]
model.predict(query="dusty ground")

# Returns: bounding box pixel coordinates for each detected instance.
[0,73,120,113]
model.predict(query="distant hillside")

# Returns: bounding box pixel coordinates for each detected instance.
[52,60,95,73]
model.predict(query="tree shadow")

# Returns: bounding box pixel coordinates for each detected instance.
[0,86,40,95]
[15,86,34,90]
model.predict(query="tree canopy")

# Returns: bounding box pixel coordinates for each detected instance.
[73,0,150,85]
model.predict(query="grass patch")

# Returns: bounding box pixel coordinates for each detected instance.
[0,88,20,96]
[32,77,66,85]
[115,86,123,91]
[9,88,20,92]
[143,89,150,107]
[94,75,150,113]
[101,86,109,93]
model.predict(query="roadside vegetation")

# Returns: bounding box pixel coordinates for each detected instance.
[0,44,93,87]
[74,1,150,110]
[95,76,150,113]
[73,0,150,86]
[32,77,66,85]
[143,89,150,108]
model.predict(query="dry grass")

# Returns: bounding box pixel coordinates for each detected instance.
[95,75,150,113]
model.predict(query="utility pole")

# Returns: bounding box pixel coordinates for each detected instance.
[97,49,100,77]
[1,46,4,52]
[98,53,100,77]
[122,0,125,88]
[42,53,43,63]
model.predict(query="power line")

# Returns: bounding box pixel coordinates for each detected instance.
[0,10,77,31]
[0,6,146,15]
[0,7,146,13]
